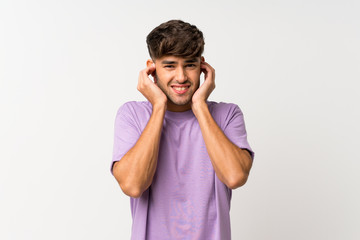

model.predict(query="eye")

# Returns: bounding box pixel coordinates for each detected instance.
[164,65,174,68]
[186,64,196,68]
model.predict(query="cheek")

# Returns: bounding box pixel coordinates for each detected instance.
[194,68,201,78]
[156,71,173,85]
[192,71,201,86]
[155,72,164,84]
[155,73,168,90]
[195,78,200,88]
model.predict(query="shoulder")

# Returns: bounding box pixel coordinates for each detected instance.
[114,101,152,131]
[116,101,152,116]
[207,101,244,129]
[207,101,243,116]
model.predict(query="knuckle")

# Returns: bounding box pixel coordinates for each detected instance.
[137,82,144,90]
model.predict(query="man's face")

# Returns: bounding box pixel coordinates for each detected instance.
[151,56,202,112]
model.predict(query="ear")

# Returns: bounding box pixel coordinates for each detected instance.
[200,56,205,75]
[146,59,157,82]
[146,59,154,68]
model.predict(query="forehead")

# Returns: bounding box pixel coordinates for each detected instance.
[156,56,200,64]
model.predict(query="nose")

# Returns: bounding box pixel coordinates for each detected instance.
[175,67,187,83]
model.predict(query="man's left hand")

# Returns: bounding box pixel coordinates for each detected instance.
[191,61,216,110]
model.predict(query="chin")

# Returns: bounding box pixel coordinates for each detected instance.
[168,97,192,106]
[172,100,191,106]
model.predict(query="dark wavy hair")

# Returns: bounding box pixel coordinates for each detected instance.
[146,20,205,60]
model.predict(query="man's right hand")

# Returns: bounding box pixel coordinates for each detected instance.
[137,64,167,109]
[114,64,167,198]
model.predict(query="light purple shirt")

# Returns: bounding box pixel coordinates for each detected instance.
[111,101,254,240]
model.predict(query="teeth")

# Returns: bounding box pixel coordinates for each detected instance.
[173,87,188,91]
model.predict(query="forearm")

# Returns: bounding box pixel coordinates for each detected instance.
[113,104,166,197]
[193,102,252,189]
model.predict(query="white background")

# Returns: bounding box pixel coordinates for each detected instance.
[1,0,359,239]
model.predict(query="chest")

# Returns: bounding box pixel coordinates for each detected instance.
[154,118,214,187]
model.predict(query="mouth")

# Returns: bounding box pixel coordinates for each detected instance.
[171,84,190,94]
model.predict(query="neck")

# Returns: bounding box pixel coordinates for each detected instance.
[166,101,192,112]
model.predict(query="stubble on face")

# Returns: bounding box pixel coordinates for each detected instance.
[155,72,200,109]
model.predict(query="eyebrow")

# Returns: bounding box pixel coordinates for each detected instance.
[161,58,199,64]
[161,60,176,64]
[184,59,198,63]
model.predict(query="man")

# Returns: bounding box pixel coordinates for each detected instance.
[111,19,254,240]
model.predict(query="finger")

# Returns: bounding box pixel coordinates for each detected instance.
[139,66,154,85]
[200,63,207,70]
[200,63,212,79]
[145,64,156,75]
[139,66,156,84]
[201,62,212,72]
[201,62,214,72]
[200,63,208,75]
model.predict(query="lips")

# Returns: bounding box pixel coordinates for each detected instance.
[171,85,190,94]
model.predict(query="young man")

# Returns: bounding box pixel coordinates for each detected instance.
[111,20,254,240]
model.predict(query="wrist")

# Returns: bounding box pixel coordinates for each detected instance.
[152,102,167,112]
[191,100,208,114]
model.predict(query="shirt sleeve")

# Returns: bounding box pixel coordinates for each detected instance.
[110,103,141,175]
[223,104,255,160]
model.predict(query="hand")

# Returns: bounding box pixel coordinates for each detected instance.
[137,64,167,109]
[191,61,215,109]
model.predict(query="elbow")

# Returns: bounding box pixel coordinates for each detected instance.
[118,176,152,198]
[227,150,253,189]
[112,162,144,198]
[227,172,249,190]
[119,182,144,198]
[123,186,143,198]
